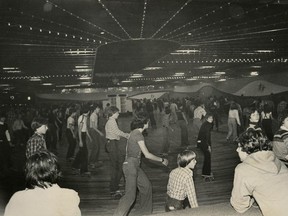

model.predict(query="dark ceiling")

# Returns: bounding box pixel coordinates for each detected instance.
[1,0,288,94]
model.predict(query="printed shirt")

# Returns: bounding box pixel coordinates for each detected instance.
[105,117,129,140]
[167,167,198,208]
[26,133,47,158]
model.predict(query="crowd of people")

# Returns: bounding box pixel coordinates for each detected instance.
[1,94,288,215]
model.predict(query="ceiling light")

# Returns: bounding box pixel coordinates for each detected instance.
[42,83,53,86]
[143,67,162,70]
[174,72,185,76]
[215,71,226,75]
[122,80,133,83]
[250,66,261,68]
[78,77,91,80]
[30,78,41,81]
[250,71,259,76]
[198,66,215,69]
[73,68,92,72]
[255,50,275,53]
[154,79,165,82]
[186,78,197,81]
[218,78,226,82]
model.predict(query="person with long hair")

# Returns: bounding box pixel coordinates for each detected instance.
[113,114,168,216]
[4,150,81,216]
[273,113,288,163]
[165,150,198,211]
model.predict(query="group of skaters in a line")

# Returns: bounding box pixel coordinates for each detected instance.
[2,101,288,216]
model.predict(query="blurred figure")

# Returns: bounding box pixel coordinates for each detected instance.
[4,150,81,216]
[226,102,241,142]
[66,108,77,161]
[165,150,198,212]
[231,130,288,216]
[273,113,288,163]
[0,112,13,177]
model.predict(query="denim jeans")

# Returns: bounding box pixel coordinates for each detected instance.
[87,128,101,164]
[66,129,76,159]
[106,139,123,193]
[113,157,152,216]
[72,132,88,174]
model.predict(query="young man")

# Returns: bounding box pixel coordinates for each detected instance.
[166,150,198,211]
[72,105,91,176]
[88,105,104,168]
[105,106,129,198]
[26,117,48,159]
[231,130,288,216]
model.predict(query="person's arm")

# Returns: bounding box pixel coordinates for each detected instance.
[91,116,104,136]
[182,112,188,125]
[235,110,241,126]
[78,121,83,147]
[109,119,129,139]
[138,140,168,166]
[230,166,254,213]
[5,129,13,147]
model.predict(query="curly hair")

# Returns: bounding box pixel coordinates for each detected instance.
[237,129,272,154]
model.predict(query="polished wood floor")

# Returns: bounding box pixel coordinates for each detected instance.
[0,112,240,216]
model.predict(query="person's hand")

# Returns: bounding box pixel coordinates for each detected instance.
[79,140,83,147]
[161,158,169,166]
[99,131,104,136]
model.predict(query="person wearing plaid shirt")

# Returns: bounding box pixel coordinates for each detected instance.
[166,150,198,211]
[26,117,48,159]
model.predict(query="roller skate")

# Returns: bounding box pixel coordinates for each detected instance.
[201,173,214,182]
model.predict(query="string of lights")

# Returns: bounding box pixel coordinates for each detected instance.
[140,0,148,38]
[166,2,271,42]
[159,2,231,40]
[6,7,115,43]
[150,0,192,38]
[47,0,123,40]
[175,4,288,44]
[97,0,132,39]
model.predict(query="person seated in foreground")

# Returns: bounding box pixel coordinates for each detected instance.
[165,149,198,211]
[273,113,288,163]
[230,130,288,216]
[4,150,81,216]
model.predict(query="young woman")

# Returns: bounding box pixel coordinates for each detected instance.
[113,115,168,216]
[165,150,198,211]
[4,150,81,216]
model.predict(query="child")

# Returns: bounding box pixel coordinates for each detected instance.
[165,150,198,211]
[26,117,48,159]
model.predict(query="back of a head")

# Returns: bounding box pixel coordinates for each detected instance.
[25,150,60,189]
[31,117,48,131]
[237,130,272,155]
[177,150,196,168]
[81,105,90,115]
[130,115,148,130]
[107,106,119,117]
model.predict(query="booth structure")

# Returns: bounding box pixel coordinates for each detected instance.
[103,94,133,113]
